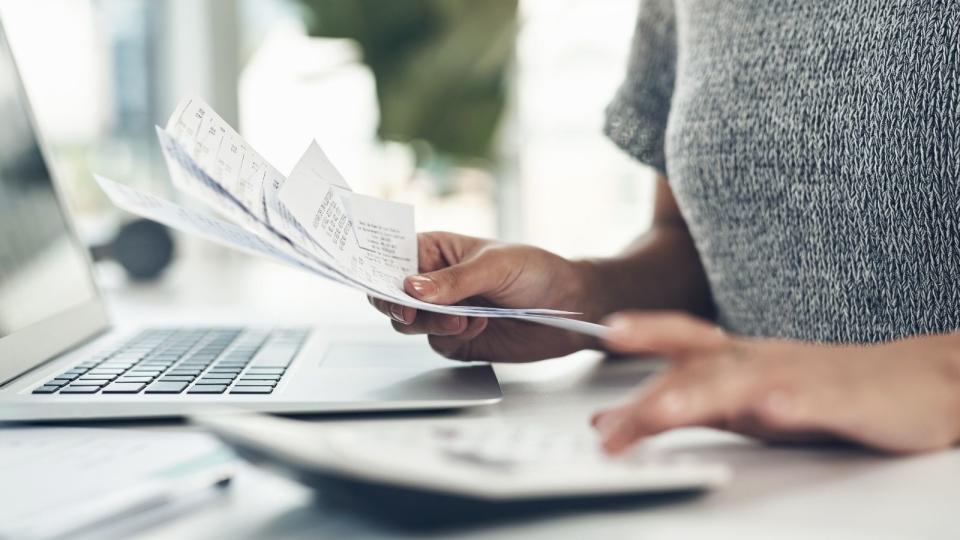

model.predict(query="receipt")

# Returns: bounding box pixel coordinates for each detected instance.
[279,143,358,267]
[97,97,607,337]
[164,97,283,224]
[351,193,417,287]
[278,147,418,291]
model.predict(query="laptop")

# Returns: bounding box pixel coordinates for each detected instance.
[0,21,501,422]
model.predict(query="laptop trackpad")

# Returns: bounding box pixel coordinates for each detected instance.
[321,343,460,369]
[309,343,498,403]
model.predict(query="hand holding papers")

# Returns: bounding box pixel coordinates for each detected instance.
[96,97,607,338]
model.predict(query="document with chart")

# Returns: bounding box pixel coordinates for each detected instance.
[96,97,606,337]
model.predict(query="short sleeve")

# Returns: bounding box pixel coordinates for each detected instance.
[603,0,677,174]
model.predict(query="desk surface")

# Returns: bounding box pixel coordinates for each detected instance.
[68,257,960,538]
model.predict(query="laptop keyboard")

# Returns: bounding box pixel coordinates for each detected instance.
[31,327,309,396]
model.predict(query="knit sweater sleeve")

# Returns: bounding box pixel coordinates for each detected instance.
[604,0,677,175]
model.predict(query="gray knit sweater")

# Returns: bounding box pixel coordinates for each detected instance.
[604,0,959,343]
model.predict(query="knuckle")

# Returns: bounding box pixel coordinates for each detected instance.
[433,268,459,295]
[753,387,797,425]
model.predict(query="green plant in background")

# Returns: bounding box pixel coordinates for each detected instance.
[296,0,517,165]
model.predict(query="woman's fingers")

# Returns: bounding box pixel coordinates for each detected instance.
[591,352,861,454]
[601,311,730,356]
[392,312,472,336]
[367,297,472,335]
[594,362,764,453]
[367,296,416,325]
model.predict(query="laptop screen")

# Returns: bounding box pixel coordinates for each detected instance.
[0,23,99,340]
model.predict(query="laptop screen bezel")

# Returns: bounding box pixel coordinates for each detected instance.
[0,18,110,387]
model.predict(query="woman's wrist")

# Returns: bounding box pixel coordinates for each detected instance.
[569,258,613,322]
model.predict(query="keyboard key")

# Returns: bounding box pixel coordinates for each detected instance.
[188,384,228,394]
[99,362,135,369]
[159,376,196,382]
[60,385,102,394]
[44,378,71,387]
[229,386,274,394]
[76,378,112,386]
[179,360,211,367]
[144,381,189,394]
[102,382,147,394]
[245,368,285,374]
[54,373,81,381]
[32,385,60,394]
[239,374,281,381]
[236,379,277,387]
[127,370,163,377]
[85,373,120,381]
[116,376,155,383]
[167,369,202,376]
[87,368,125,375]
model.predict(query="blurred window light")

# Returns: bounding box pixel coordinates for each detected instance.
[514,0,654,258]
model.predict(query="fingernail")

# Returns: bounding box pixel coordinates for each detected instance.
[407,275,438,299]
[442,316,465,333]
[389,304,409,325]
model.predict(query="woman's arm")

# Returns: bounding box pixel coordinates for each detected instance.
[583,175,714,320]
[592,311,960,454]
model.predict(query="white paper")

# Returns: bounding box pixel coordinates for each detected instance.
[97,96,604,335]
[280,149,358,266]
[352,193,417,281]
[0,428,234,540]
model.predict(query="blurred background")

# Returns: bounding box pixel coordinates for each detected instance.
[0,0,654,301]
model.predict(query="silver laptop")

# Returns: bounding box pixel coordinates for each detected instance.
[0,21,500,422]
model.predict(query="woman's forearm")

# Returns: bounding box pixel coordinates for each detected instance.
[578,174,713,321]
[581,224,714,320]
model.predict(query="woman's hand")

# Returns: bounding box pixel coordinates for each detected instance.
[368,232,604,362]
[592,312,960,455]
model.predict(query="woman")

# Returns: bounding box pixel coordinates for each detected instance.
[370,0,960,454]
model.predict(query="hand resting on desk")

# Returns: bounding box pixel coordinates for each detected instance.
[593,311,960,455]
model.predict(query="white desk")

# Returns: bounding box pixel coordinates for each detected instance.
[87,255,960,539]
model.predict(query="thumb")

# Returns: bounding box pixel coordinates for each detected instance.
[404,254,504,305]
[601,311,730,356]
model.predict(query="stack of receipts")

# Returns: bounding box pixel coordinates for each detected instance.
[96,97,606,337]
